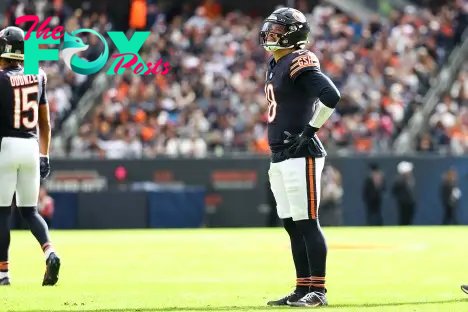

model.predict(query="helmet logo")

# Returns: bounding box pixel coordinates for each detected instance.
[292,10,306,23]
[4,45,11,53]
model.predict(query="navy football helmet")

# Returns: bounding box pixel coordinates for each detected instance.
[0,26,25,61]
[259,8,310,52]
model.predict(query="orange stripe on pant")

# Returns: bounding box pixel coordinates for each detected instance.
[306,157,317,219]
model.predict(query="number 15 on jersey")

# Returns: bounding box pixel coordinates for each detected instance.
[265,83,277,123]
[14,85,39,129]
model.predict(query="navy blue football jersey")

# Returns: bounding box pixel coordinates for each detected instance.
[265,49,325,154]
[0,66,47,139]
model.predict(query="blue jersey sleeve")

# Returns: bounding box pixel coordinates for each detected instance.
[295,70,340,108]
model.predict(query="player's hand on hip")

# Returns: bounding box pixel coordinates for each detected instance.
[40,156,50,180]
[284,131,310,156]
[284,125,319,157]
[283,131,300,145]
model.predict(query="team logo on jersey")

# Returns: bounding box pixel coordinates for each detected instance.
[16,15,173,76]
[292,10,307,23]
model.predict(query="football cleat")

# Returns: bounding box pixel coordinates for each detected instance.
[267,291,305,306]
[462,285,468,294]
[0,277,10,285]
[42,252,60,286]
[288,291,328,307]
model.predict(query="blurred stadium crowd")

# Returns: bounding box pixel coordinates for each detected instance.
[420,61,468,154]
[4,0,468,158]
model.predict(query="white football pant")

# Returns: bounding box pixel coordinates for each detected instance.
[269,157,325,221]
[0,137,40,207]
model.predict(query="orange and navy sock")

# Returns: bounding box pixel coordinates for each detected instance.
[41,242,56,260]
[0,261,9,279]
[295,219,328,294]
[310,276,326,293]
[296,277,311,294]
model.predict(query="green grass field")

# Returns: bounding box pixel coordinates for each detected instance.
[0,227,467,312]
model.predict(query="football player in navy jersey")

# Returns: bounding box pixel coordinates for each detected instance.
[260,8,340,307]
[0,26,60,286]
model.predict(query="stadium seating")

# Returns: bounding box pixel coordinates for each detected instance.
[309,2,461,154]
[419,61,468,154]
[6,1,465,157]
